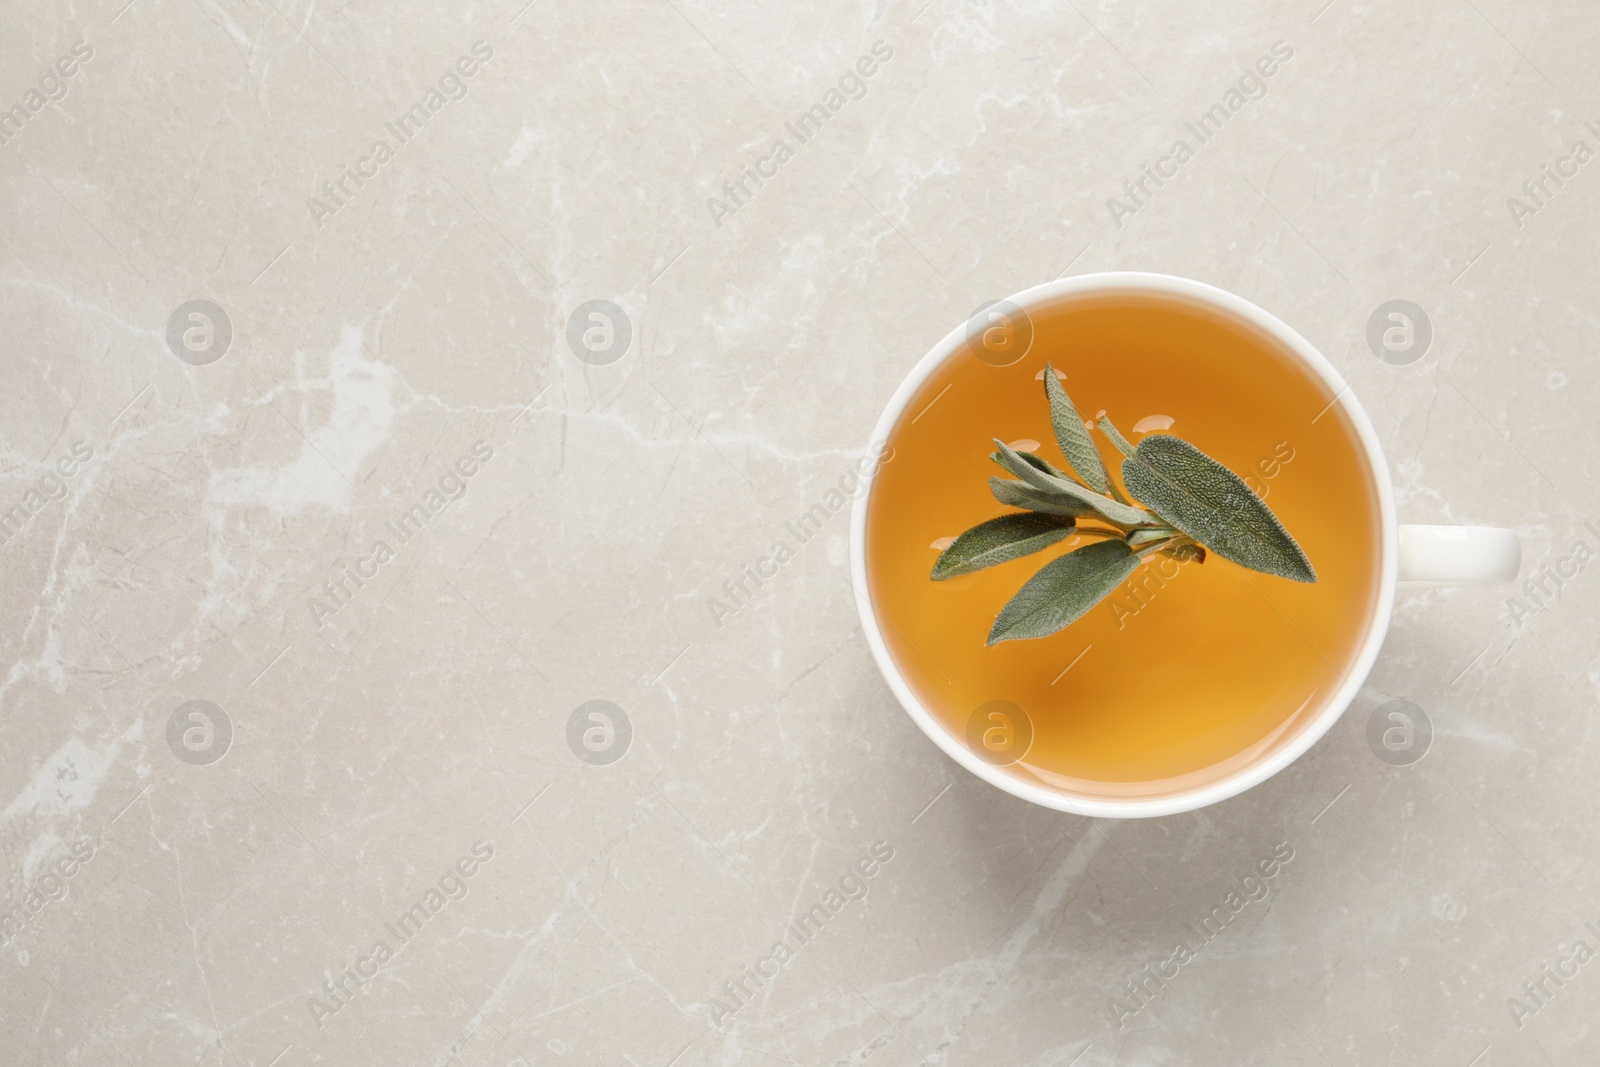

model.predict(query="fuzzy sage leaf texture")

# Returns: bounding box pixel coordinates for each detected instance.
[987,539,1142,644]
[931,512,1076,580]
[1121,434,1316,583]
[988,448,1068,480]
[1042,364,1110,493]
[991,439,1156,529]
[988,477,1098,518]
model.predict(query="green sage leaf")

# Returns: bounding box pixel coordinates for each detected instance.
[988,477,1098,518]
[1093,415,1139,505]
[1121,434,1316,583]
[1043,365,1111,494]
[931,513,1075,580]
[989,449,1069,480]
[992,439,1157,529]
[987,539,1141,644]
[1096,414,1136,458]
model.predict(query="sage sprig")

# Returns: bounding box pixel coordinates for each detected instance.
[931,364,1317,644]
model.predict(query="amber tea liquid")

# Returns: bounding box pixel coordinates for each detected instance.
[865,294,1382,799]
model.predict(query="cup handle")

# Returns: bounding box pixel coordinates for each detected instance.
[1397,525,1520,588]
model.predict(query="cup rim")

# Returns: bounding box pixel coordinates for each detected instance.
[848,271,1398,818]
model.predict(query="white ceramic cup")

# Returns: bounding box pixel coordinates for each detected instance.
[849,272,1519,819]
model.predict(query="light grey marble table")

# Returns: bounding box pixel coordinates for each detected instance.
[2,1,1596,1064]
